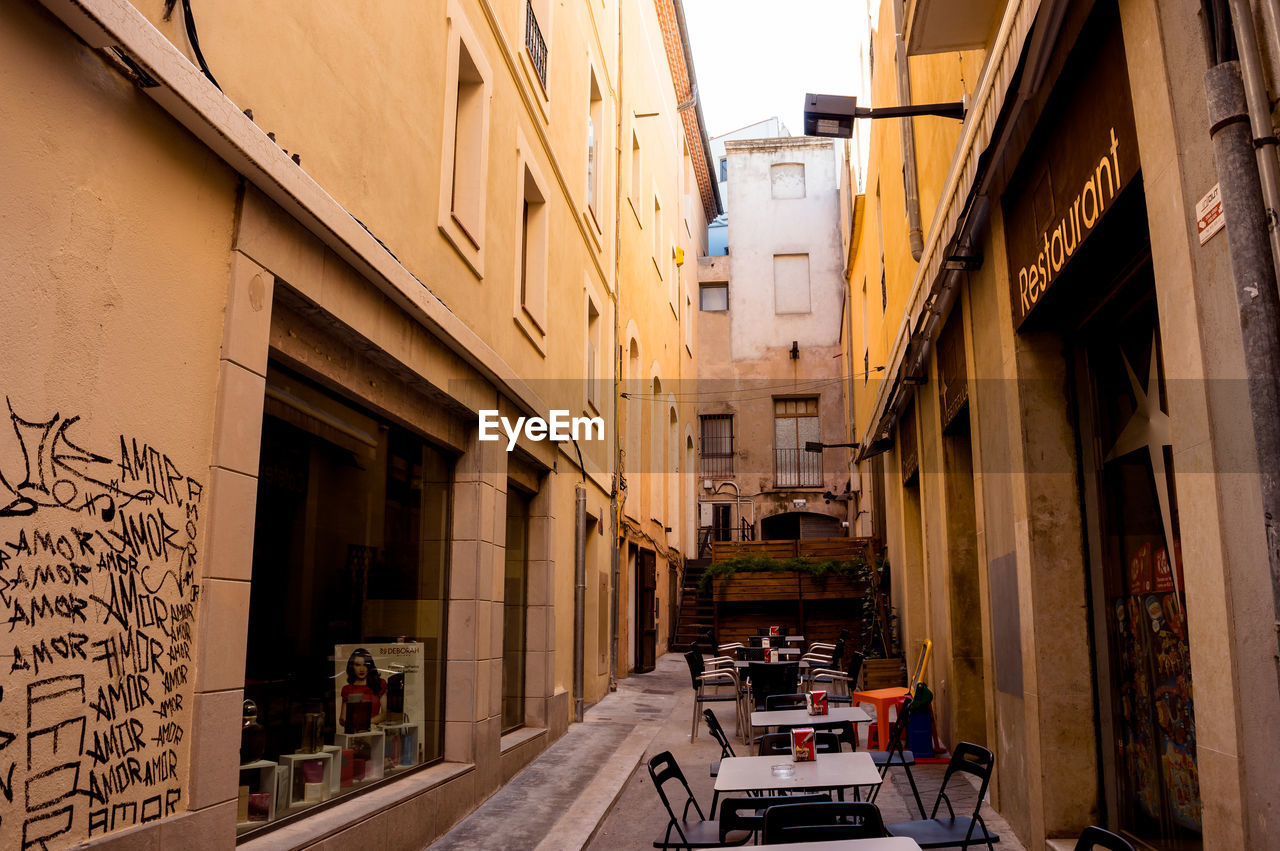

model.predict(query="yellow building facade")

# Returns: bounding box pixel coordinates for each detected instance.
[0,0,715,848]
[848,0,1280,848]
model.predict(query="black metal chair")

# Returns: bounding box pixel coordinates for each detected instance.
[886,742,1001,849]
[762,801,887,844]
[1074,825,1135,851]
[755,731,841,756]
[866,693,926,818]
[805,628,851,654]
[685,650,743,743]
[703,708,736,778]
[764,692,808,711]
[648,751,752,849]
[718,794,830,843]
[746,661,800,712]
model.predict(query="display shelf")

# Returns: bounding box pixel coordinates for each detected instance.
[236,760,279,827]
[336,730,385,783]
[280,751,334,807]
[381,722,420,771]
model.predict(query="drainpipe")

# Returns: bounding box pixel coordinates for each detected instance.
[1227,0,1280,285]
[574,485,587,720]
[1204,59,1280,686]
[892,0,924,261]
[609,1,624,692]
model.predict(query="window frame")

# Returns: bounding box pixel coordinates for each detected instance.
[513,131,551,350]
[438,0,493,278]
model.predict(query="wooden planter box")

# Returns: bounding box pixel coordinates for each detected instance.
[711,571,868,603]
[861,657,906,689]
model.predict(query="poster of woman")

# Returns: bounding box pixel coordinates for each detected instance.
[334,642,426,734]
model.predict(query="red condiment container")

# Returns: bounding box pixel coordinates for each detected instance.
[791,727,816,761]
[808,690,828,715]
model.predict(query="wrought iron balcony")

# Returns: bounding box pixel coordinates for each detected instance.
[525,2,547,88]
[774,448,823,488]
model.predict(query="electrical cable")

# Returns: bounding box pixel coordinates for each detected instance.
[180,0,221,91]
[619,370,886,403]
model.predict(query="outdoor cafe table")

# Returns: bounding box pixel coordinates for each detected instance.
[714,752,882,797]
[750,705,871,730]
[752,840,921,851]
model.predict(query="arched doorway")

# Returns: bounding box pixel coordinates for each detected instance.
[760,511,842,540]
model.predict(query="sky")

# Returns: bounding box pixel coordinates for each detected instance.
[682,0,867,139]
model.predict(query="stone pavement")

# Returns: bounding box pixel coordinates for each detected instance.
[431,652,1026,850]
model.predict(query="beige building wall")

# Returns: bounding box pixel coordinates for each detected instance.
[0,0,714,848]
[848,0,1280,848]
[696,138,850,543]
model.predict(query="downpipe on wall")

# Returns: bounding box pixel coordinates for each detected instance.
[1204,59,1280,682]
[575,485,587,721]
[893,0,924,261]
[1227,0,1280,286]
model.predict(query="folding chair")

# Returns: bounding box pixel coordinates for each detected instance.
[718,794,831,843]
[886,742,1001,849]
[764,692,807,711]
[648,751,751,849]
[703,708,736,777]
[762,801,887,844]
[1074,825,1135,851]
[866,693,926,818]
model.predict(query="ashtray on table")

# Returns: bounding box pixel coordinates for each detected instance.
[770,763,796,778]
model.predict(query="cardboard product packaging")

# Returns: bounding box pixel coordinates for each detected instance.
[340,748,355,788]
[247,793,271,822]
[791,726,816,761]
[807,690,829,715]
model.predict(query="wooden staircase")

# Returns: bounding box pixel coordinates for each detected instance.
[671,558,715,653]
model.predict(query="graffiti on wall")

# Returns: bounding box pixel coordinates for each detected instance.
[0,400,202,850]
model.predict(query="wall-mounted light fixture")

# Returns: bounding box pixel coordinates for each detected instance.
[803,92,965,138]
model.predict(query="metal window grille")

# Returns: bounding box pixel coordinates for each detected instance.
[525,2,547,88]
[699,415,734,477]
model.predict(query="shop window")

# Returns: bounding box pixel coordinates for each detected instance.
[240,363,452,834]
[502,488,530,732]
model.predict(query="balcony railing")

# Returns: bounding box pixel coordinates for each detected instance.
[525,2,547,88]
[774,448,822,488]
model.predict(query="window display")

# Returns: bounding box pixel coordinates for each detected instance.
[237,363,452,835]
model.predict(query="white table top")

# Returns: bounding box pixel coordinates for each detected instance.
[751,705,871,727]
[757,840,920,851]
[714,751,881,793]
